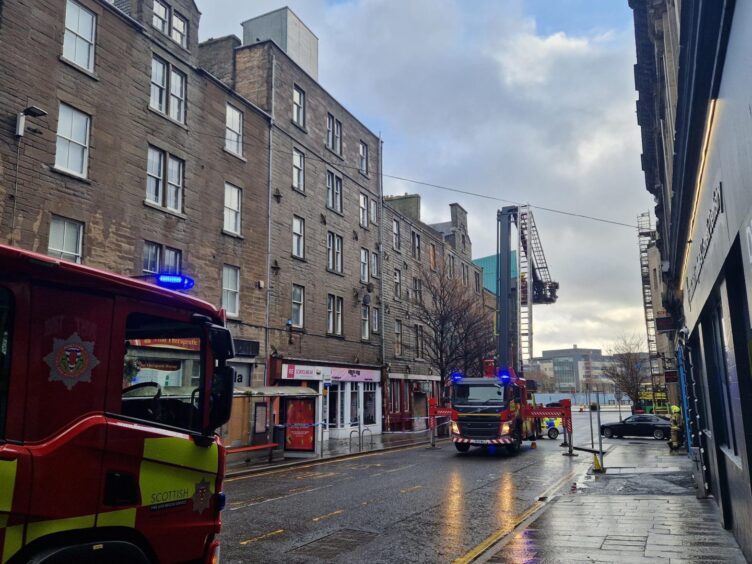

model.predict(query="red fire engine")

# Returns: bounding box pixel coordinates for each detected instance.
[0,244,235,563]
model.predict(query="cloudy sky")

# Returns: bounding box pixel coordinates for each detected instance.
[196,0,653,356]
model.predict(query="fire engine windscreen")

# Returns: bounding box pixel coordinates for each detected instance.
[452,383,506,405]
[122,313,205,432]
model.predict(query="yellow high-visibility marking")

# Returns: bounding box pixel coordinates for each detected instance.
[2,525,23,563]
[312,509,343,522]
[400,485,423,494]
[143,437,218,474]
[139,460,214,507]
[239,529,284,545]
[0,460,17,513]
[26,514,96,544]
[96,507,136,528]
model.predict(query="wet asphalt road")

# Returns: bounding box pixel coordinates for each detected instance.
[220,412,624,563]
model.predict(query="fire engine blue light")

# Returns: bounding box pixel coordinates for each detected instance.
[451,372,464,383]
[156,274,195,290]
[498,368,511,383]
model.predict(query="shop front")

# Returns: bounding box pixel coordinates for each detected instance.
[280,363,383,441]
[386,372,440,431]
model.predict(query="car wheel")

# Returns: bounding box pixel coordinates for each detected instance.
[455,443,470,453]
[653,429,666,440]
[603,428,614,438]
[547,427,559,440]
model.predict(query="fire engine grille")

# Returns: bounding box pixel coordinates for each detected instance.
[458,420,500,439]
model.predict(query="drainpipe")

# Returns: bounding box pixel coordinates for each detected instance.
[378,135,386,432]
[264,53,276,386]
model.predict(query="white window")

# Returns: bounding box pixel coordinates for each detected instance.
[414,325,424,359]
[55,103,90,177]
[412,231,421,260]
[327,232,343,273]
[359,141,368,174]
[326,171,342,213]
[150,57,186,123]
[291,285,304,328]
[394,269,402,299]
[327,294,343,336]
[448,255,455,277]
[462,263,469,286]
[372,307,380,334]
[359,194,368,228]
[225,104,243,156]
[63,0,96,72]
[48,215,83,263]
[293,85,305,127]
[361,305,370,340]
[152,0,169,33]
[370,199,377,224]
[360,248,369,283]
[392,220,401,250]
[143,241,182,275]
[292,216,305,258]
[222,265,240,317]
[171,11,187,47]
[395,320,403,356]
[146,146,184,212]
[223,183,241,234]
[169,68,186,123]
[371,251,379,278]
[150,57,167,113]
[413,277,422,304]
[292,148,305,191]
[326,113,342,154]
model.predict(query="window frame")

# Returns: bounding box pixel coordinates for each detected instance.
[152,0,169,34]
[142,241,181,275]
[291,284,305,328]
[150,56,187,124]
[395,319,403,357]
[55,103,91,178]
[327,294,343,336]
[63,0,97,72]
[359,141,369,174]
[372,306,380,334]
[414,324,424,359]
[145,145,184,213]
[411,231,421,260]
[222,265,240,317]
[170,10,188,48]
[392,220,401,251]
[223,182,242,235]
[360,248,369,283]
[292,148,305,192]
[371,251,379,278]
[293,85,306,127]
[48,215,84,263]
[361,305,370,340]
[394,268,402,300]
[225,104,244,156]
[326,171,343,213]
[292,216,305,259]
[359,194,369,228]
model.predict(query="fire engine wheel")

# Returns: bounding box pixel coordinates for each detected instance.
[506,429,522,454]
[455,443,470,453]
[653,429,666,440]
[547,427,559,440]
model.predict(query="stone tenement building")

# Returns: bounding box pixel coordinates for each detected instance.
[382,195,484,431]
[0,0,271,380]
[199,8,384,440]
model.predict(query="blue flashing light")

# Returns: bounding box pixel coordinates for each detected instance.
[497,368,511,384]
[156,273,195,291]
[450,372,464,383]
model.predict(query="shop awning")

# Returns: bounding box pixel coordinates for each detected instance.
[233,386,319,397]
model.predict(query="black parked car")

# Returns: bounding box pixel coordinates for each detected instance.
[600,414,671,440]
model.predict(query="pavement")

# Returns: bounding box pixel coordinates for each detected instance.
[480,440,748,563]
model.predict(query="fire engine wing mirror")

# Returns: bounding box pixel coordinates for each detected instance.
[208,365,234,433]
[209,325,235,360]
[526,379,538,393]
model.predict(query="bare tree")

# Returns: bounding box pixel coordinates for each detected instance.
[413,261,494,389]
[601,334,647,405]
[525,365,556,393]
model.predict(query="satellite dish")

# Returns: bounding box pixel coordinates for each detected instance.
[362,294,371,305]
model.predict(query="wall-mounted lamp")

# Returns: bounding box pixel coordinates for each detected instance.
[16,106,47,137]
[271,260,281,274]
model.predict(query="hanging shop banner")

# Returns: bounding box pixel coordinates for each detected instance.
[128,338,200,351]
[285,398,315,452]
[282,364,379,382]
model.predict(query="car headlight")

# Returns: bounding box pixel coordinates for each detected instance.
[450,421,460,434]
[500,422,511,435]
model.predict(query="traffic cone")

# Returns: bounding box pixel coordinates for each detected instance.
[531,441,537,449]
[593,453,603,473]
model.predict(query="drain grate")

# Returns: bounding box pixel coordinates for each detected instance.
[290,529,378,559]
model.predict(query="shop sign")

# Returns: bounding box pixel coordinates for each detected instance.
[687,182,723,303]
[282,364,379,382]
[283,364,322,380]
[330,367,379,382]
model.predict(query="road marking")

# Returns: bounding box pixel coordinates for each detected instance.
[384,463,418,474]
[226,443,431,482]
[399,485,423,494]
[296,471,338,480]
[452,468,579,564]
[312,509,344,522]
[230,485,334,511]
[239,529,284,545]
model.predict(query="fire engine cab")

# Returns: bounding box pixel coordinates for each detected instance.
[0,244,234,563]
